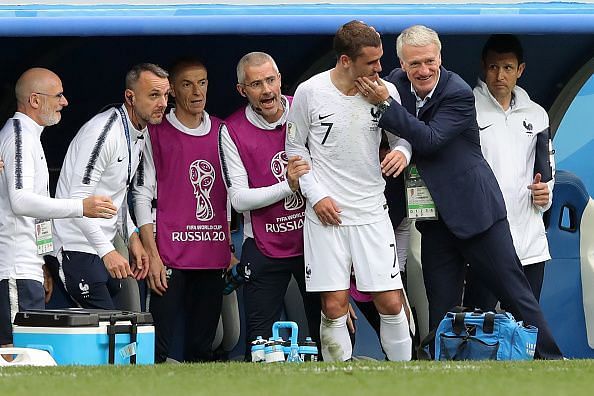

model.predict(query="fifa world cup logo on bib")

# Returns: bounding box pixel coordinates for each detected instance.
[271,151,304,211]
[189,159,215,221]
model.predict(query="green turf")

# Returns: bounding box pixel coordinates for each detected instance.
[1,360,592,396]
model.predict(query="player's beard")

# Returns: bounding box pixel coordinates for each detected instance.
[39,101,61,126]
[133,106,165,128]
[146,110,165,125]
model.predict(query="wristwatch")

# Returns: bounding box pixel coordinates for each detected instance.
[377,96,394,115]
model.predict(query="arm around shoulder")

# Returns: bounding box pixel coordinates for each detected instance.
[380,86,476,156]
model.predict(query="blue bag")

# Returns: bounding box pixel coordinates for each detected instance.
[434,309,538,361]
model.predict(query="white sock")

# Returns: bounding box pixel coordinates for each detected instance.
[320,312,352,362]
[380,310,412,361]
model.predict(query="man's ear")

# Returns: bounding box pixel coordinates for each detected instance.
[517,62,526,79]
[339,54,351,68]
[236,84,246,97]
[29,93,40,109]
[125,89,135,105]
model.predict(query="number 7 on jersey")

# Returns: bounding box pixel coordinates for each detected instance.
[321,122,333,145]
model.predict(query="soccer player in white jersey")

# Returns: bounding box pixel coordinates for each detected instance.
[286,20,413,361]
[0,68,116,348]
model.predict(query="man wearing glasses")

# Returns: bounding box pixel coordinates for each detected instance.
[0,68,117,348]
[219,52,321,360]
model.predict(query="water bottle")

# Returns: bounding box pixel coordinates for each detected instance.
[250,336,266,362]
[264,338,285,363]
[282,339,291,357]
[299,337,319,362]
[287,343,301,363]
[222,262,251,295]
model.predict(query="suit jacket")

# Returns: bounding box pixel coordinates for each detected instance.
[379,66,506,239]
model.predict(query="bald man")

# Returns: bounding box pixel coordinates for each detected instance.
[0,67,117,347]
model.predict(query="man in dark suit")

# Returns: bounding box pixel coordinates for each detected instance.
[356,24,562,359]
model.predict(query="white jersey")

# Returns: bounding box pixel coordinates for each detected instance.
[474,80,553,265]
[132,109,231,229]
[54,105,145,258]
[285,70,411,225]
[219,97,294,240]
[0,113,82,283]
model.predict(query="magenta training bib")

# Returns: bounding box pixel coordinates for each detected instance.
[226,99,305,258]
[149,116,230,269]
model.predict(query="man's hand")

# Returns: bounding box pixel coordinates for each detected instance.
[528,173,551,207]
[42,264,53,304]
[128,232,149,280]
[346,303,358,335]
[82,196,117,219]
[381,150,408,177]
[102,250,133,279]
[313,197,342,226]
[286,155,310,192]
[228,253,240,270]
[0,156,4,173]
[355,76,390,105]
[138,224,168,296]
[146,248,168,296]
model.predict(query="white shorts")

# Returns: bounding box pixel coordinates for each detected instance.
[303,213,403,292]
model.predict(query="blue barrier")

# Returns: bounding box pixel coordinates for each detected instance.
[4,3,594,36]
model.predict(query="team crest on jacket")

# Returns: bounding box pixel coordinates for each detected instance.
[189,159,215,221]
[370,106,381,122]
[271,151,305,211]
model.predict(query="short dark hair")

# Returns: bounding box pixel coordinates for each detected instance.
[481,34,524,64]
[333,20,381,60]
[125,63,168,90]
[169,58,207,84]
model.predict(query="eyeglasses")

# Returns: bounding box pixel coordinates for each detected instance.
[241,75,279,90]
[34,92,65,99]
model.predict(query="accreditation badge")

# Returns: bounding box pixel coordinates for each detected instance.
[35,218,54,255]
[405,165,438,221]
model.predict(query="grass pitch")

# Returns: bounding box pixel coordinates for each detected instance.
[1,360,593,396]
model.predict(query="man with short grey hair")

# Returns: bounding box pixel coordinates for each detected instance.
[221,51,321,360]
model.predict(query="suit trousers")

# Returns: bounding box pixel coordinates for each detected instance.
[464,261,546,311]
[418,217,563,359]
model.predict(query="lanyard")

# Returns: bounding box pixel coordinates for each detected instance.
[116,106,134,244]
[116,106,132,186]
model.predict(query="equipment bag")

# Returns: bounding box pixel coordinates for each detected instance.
[434,307,538,361]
